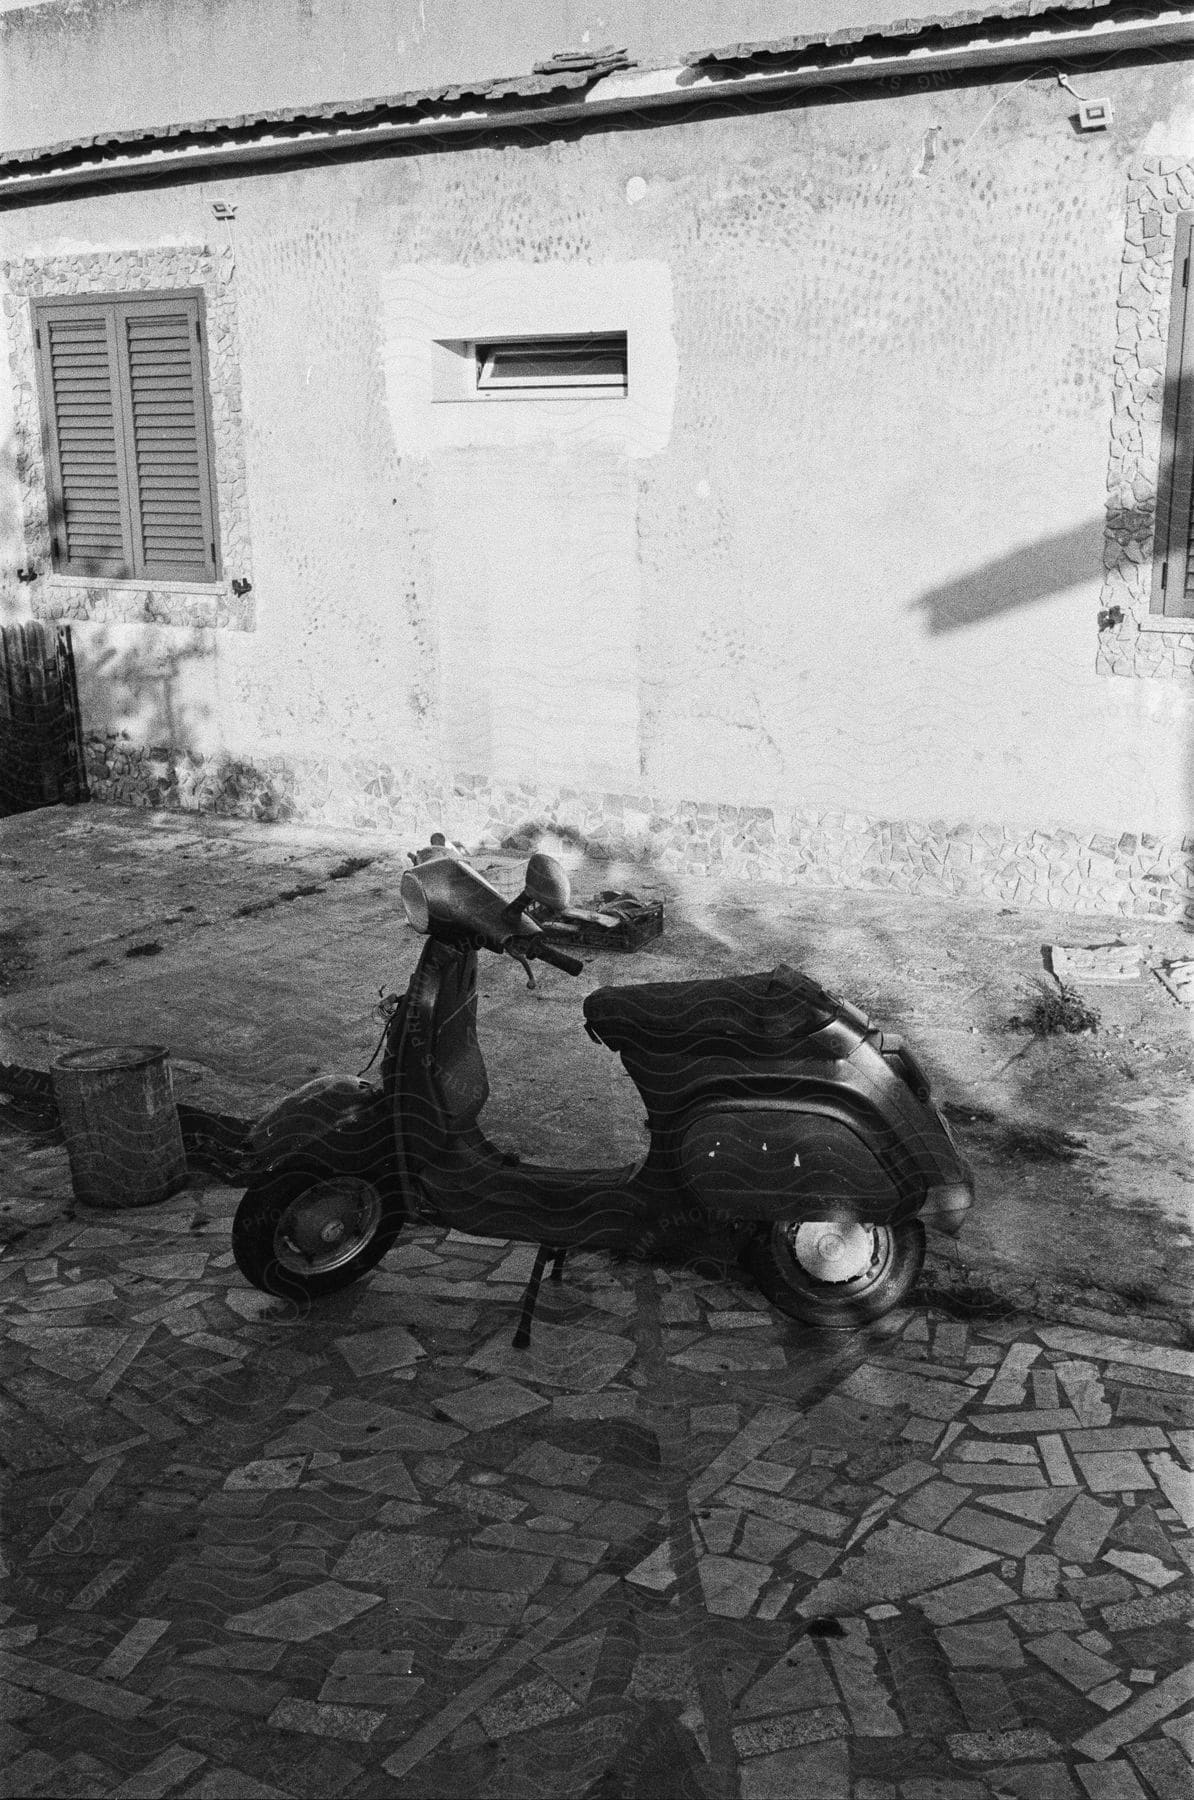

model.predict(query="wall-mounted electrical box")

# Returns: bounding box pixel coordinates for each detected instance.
[1076,99,1113,131]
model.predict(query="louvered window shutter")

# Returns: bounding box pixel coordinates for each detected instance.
[1153,214,1194,620]
[35,292,219,584]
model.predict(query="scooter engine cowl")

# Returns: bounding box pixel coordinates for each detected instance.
[678,1108,902,1220]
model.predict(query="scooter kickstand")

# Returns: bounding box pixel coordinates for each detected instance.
[549,1248,566,1283]
[513,1243,555,1350]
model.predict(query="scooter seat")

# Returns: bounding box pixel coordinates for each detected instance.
[583,964,837,1062]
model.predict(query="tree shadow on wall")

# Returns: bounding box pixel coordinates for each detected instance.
[82,626,215,758]
[910,514,1113,633]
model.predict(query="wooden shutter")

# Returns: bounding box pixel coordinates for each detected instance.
[118,296,218,581]
[37,305,134,577]
[1152,214,1194,620]
[34,291,219,584]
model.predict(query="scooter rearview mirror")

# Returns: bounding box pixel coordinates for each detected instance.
[522,852,570,914]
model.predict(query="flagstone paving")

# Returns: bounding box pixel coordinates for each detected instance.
[0,1193,1192,1799]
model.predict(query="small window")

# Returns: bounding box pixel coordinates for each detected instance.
[33,290,220,583]
[473,333,627,397]
[1152,214,1194,620]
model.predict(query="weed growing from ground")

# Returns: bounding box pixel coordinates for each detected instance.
[1009,977,1100,1037]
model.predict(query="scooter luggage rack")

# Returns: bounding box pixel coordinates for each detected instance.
[513,1244,567,1349]
[531,894,664,952]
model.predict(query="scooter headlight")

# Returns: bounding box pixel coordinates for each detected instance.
[400,870,431,934]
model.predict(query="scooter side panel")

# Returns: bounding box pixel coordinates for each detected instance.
[678,1107,902,1222]
[245,1077,390,1180]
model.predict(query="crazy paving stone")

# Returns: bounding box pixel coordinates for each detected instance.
[937,1619,1025,1669]
[434,1548,555,1593]
[321,1455,421,1500]
[184,1642,286,1670]
[1026,1631,1119,1692]
[948,1670,1023,1733]
[317,1654,423,1709]
[1036,1328,1194,1383]
[914,1573,1019,1625]
[1053,1494,1120,1563]
[551,1390,638,1421]
[531,1629,605,1705]
[94,1618,170,1681]
[108,1745,209,1797]
[979,1763,1080,1800]
[431,1377,549,1432]
[942,1464,1046,1487]
[1075,1764,1150,1798]
[1103,1549,1181,1587]
[947,1728,1059,1763]
[1150,1452,1194,1527]
[1040,1435,1080,1486]
[740,1736,850,1800]
[223,1456,307,1492]
[267,1697,386,1741]
[1124,1740,1191,1800]
[446,1624,507,1661]
[1076,1452,1155,1492]
[1100,1589,1194,1631]
[392,1587,526,1625]
[1066,1427,1170,1454]
[474,1522,608,1564]
[825,1621,902,1735]
[1067,1573,1136,1607]
[331,1530,445,1587]
[954,1441,1040,1464]
[696,1554,770,1618]
[226,1581,381,1641]
[624,1541,677,1591]
[736,1639,839,1718]
[877,1460,939,1494]
[941,1507,1043,1557]
[873,1610,966,1735]
[0,1649,150,1717]
[897,1480,970,1531]
[466,1321,634,1391]
[786,1540,839,1578]
[1161,1712,1194,1759]
[731,1704,848,1757]
[971,1410,1083,1436]
[974,1487,1080,1525]
[735,1515,802,1564]
[715,1484,848,1540]
[1007,1602,1087,1633]
[149,1665,287,1715]
[797,1521,997,1613]
[505,1443,601,1487]
[840,1364,971,1420]
[332,1325,424,1376]
[671,1339,787,1373]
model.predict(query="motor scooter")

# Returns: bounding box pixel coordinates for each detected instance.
[232,850,974,1333]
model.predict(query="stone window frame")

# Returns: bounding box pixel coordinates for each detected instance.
[3,244,253,630]
[1098,158,1194,679]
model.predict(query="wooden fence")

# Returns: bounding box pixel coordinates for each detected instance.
[0,621,89,816]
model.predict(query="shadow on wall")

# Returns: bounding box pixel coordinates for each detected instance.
[0,431,27,626]
[82,626,215,755]
[911,515,1108,633]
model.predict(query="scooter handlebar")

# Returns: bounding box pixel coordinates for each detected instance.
[529,940,585,977]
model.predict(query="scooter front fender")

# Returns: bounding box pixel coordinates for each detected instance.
[244,1076,390,1178]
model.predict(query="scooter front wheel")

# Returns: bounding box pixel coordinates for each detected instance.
[232,1163,403,1302]
[749,1217,925,1329]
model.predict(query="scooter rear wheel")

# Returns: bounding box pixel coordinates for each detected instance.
[232,1162,403,1303]
[749,1217,925,1329]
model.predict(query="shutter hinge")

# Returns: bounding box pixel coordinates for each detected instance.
[210,541,216,560]
[1183,255,1190,289]
[1160,558,1168,590]
[34,326,41,349]
[196,319,202,341]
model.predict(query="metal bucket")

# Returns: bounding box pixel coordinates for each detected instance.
[51,1045,188,1209]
